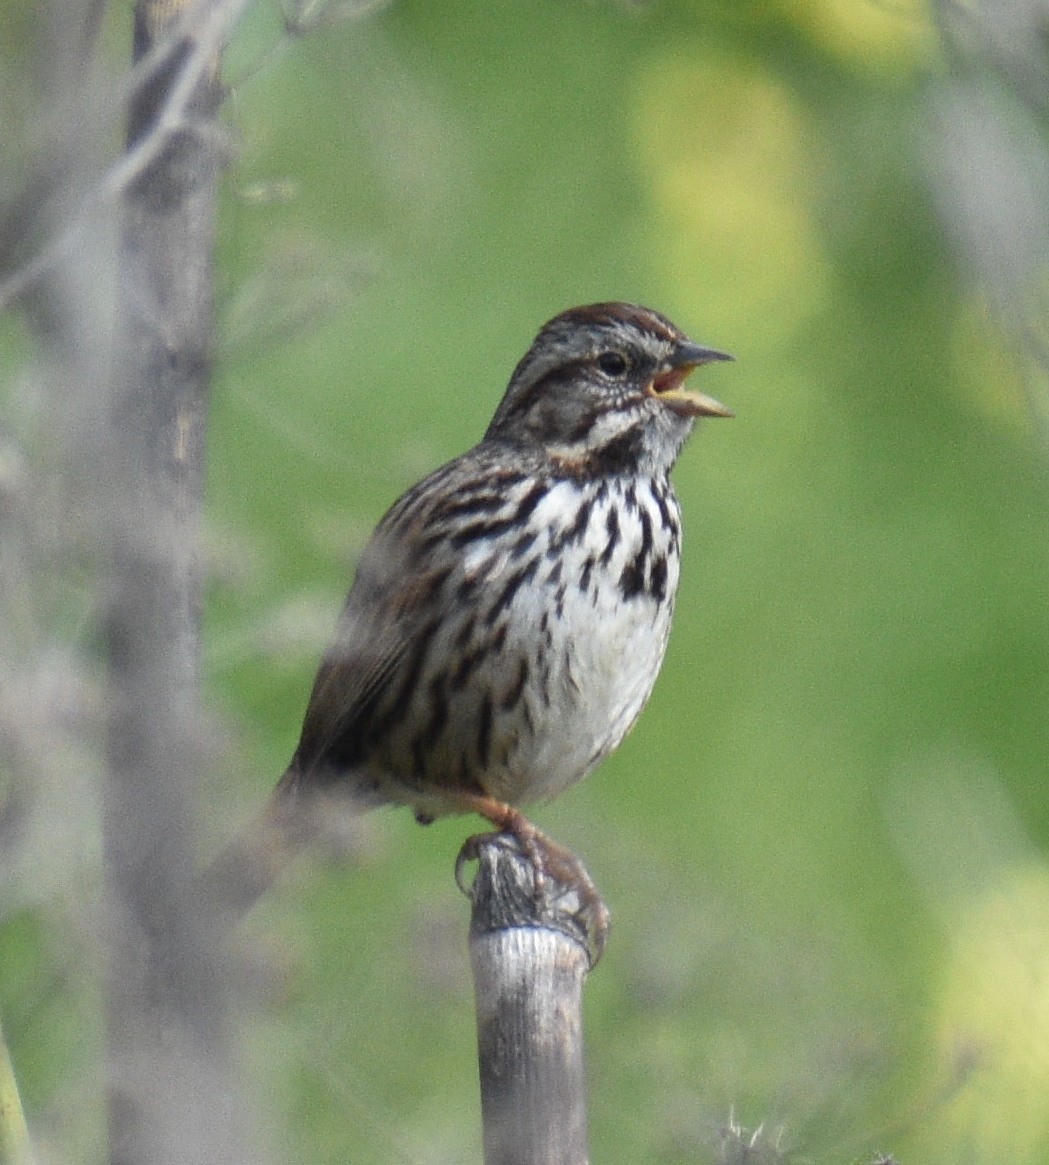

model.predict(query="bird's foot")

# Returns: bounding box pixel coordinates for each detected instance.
[453,795,610,966]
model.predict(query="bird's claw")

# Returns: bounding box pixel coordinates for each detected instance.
[456,827,610,967]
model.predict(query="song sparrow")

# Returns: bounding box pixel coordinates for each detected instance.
[206,303,732,938]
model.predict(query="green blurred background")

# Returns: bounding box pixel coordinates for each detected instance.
[5,0,1049,1162]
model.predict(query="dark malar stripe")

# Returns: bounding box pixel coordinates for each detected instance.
[588,428,645,476]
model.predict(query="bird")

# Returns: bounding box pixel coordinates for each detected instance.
[202,302,732,944]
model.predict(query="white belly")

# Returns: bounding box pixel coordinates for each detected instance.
[455,475,680,805]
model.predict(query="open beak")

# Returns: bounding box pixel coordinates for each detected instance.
[649,342,734,418]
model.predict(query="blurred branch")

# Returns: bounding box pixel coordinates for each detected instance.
[925,0,1049,430]
[0,0,246,314]
[99,1,254,1162]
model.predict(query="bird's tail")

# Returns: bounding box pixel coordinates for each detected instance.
[195,766,308,927]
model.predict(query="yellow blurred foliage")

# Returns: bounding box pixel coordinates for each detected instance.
[891,768,1049,1163]
[952,295,1046,438]
[630,53,831,345]
[779,0,936,75]
[913,864,1049,1162]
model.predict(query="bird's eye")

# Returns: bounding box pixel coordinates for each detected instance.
[596,351,629,377]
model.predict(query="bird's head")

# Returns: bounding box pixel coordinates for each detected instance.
[485,302,733,475]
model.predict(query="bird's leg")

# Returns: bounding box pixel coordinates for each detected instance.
[451,791,610,964]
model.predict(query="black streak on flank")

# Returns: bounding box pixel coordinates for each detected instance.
[637,503,653,561]
[454,612,477,650]
[448,515,518,550]
[412,676,449,773]
[600,505,620,566]
[436,489,516,524]
[418,565,452,607]
[537,660,551,707]
[511,530,539,560]
[486,557,540,625]
[651,481,675,534]
[579,555,595,595]
[368,617,440,740]
[512,478,549,525]
[649,555,667,603]
[559,497,593,547]
[457,573,481,603]
[501,656,529,711]
[619,553,646,601]
[477,693,493,768]
[449,643,486,691]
